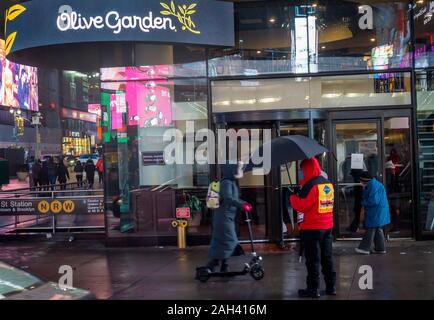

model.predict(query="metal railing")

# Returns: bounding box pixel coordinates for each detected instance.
[0,182,104,236]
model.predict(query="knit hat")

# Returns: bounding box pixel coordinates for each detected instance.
[359,171,372,183]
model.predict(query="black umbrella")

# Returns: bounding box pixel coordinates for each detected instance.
[245,135,328,171]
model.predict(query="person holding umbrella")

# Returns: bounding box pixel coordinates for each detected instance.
[289,157,336,299]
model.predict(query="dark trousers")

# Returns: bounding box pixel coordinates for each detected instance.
[302,229,336,291]
[59,179,67,190]
[358,227,386,252]
[76,174,83,187]
[98,171,103,183]
[48,176,57,191]
[350,186,363,231]
[32,179,40,191]
[87,178,94,189]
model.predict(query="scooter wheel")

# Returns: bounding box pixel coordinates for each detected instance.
[250,264,265,281]
[196,267,211,283]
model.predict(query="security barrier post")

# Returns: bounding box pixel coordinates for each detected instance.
[171,219,188,249]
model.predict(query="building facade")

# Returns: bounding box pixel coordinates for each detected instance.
[2,0,433,243]
[98,0,434,244]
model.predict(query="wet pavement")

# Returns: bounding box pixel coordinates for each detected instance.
[0,240,433,300]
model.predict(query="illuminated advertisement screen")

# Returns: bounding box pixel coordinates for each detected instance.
[372,44,394,70]
[0,39,38,111]
[110,93,125,130]
[101,66,173,128]
[88,104,102,116]
[126,80,173,128]
[101,65,170,81]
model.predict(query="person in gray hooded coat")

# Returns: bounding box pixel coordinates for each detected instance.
[207,163,252,273]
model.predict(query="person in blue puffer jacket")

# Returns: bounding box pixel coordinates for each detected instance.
[355,171,391,255]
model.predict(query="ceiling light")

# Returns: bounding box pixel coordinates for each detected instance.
[233,99,256,105]
[322,93,343,98]
[417,0,424,4]
[312,4,318,8]
[214,101,231,106]
[257,50,262,54]
[258,97,282,104]
[321,46,326,49]
[370,38,376,42]
[345,93,365,98]
[269,18,276,23]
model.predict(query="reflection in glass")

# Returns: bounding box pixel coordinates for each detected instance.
[414,1,434,67]
[209,1,411,77]
[384,117,413,238]
[335,122,379,237]
[417,70,434,235]
[102,77,211,237]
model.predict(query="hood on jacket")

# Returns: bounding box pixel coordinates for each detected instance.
[300,157,321,186]
[221,163,238,180]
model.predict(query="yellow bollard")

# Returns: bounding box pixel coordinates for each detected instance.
[172,219,188,249]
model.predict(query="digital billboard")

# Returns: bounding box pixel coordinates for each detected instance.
[101,66,173,129]
[0,39,38,111]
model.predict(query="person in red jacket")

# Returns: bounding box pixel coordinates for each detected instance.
[289,157,336,298]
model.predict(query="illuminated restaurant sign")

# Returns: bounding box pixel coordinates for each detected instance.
[4,0,234,58]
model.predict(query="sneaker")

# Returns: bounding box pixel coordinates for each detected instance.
[298,288,320,299]
[325,287,337,296]
[355,248,370,255]
[372,250,387,254]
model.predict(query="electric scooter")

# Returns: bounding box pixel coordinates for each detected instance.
[195,210,265,282]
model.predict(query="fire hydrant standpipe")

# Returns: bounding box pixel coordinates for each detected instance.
[171,219,188,249]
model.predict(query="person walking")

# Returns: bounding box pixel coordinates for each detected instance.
[31,159,42,191]
[39,160,49,191]
[85,159,96,189]
[96,158,103,184]
[57,160,70,191]
[74,160,84,188]
[46,157,57,191]
[355,171,390,255]
[204,162,252,274]
[289,157,336,299]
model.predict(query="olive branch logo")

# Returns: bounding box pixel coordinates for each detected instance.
[160,1,200,34]
[4,4,26,56]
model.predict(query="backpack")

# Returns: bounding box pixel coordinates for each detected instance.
[206,180,221,209]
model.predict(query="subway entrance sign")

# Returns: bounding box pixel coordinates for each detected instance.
[0,198,104,216]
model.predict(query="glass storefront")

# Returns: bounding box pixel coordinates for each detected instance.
[101,66,211,238]
[97,0,434,243]
[209,1,411,76]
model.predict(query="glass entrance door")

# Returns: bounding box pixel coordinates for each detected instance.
[334,121,381,237]
[220,124,276,241]
[333,115,414,238]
